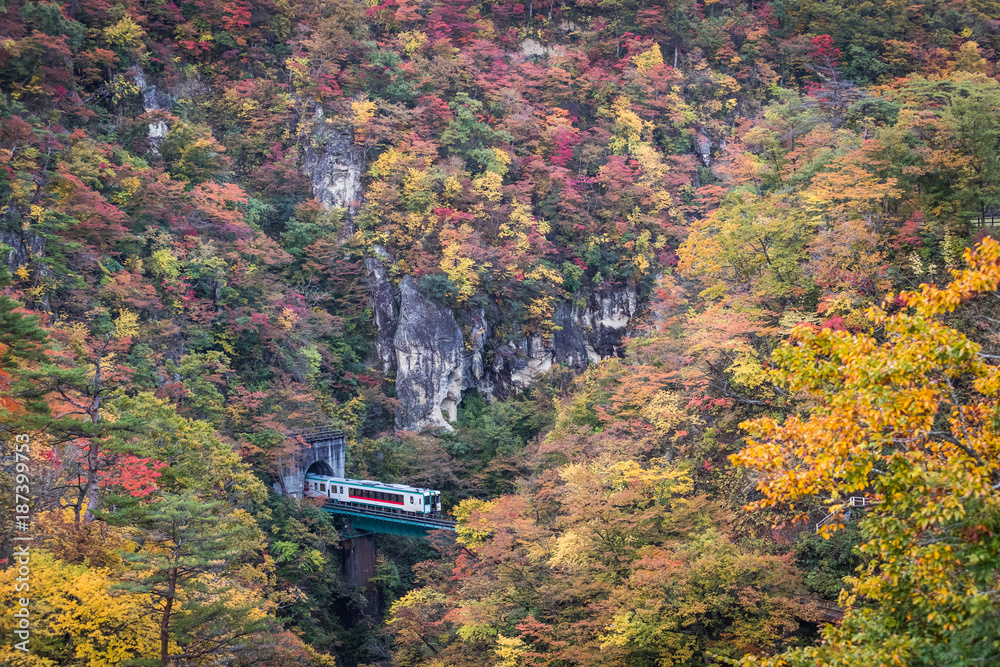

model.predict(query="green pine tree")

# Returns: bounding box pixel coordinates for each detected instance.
[114,492,271,667]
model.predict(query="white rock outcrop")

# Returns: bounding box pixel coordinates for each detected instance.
[302,108,364,229]
[393,276,465,431]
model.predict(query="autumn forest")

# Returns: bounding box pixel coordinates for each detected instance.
[1,0,1000,663]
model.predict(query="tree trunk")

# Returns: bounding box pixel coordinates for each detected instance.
[82,350,105,524]
[160,568,177,667]
[276,467,289,497]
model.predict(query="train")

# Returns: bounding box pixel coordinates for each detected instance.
[304,473,442,517]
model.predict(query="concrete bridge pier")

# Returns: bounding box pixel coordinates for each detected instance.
[343,529,379,616]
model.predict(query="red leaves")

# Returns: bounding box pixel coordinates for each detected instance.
[103,455,169,498]
[190,182,252,239]
[52,166,130,252]
[892,210,924,250]
[808,35,841,69]
[548,126,579,167]
[220,0,253,35]
[820,316,846,331]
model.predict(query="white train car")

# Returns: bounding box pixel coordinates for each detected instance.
[304,474,442,516]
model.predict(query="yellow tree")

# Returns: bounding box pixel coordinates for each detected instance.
[679,191,812,307]
[732,238,1000,666]
[0,551,160,666]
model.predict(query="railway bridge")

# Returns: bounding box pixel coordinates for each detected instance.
[321,500,457,537]
[278,427,456,612]
[322,500,457,613]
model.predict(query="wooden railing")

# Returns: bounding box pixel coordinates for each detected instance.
[815,496,880,532]
[971,209,1000,226]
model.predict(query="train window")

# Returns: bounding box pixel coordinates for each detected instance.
[320,484,326,491]
[409,497,413,504]
[340,486,344,494]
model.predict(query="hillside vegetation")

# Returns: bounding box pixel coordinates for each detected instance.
[2,0,1000,664]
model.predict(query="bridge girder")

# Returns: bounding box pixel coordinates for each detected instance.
[322,504,457,538]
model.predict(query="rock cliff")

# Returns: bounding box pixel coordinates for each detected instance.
[300,109,640,432]
[301,109,364,230]
[492,286,637,395]
[393,276,465,432]
[1,215,49,311]
[366,253,398,374]
[390,279,637,431]
[132,70,180,151]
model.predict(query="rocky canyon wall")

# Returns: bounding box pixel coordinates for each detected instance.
[376,270,638,432]
[303,120,641,433]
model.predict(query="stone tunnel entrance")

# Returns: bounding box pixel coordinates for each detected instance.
[306,460,335,477]
[275,427,346,497]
